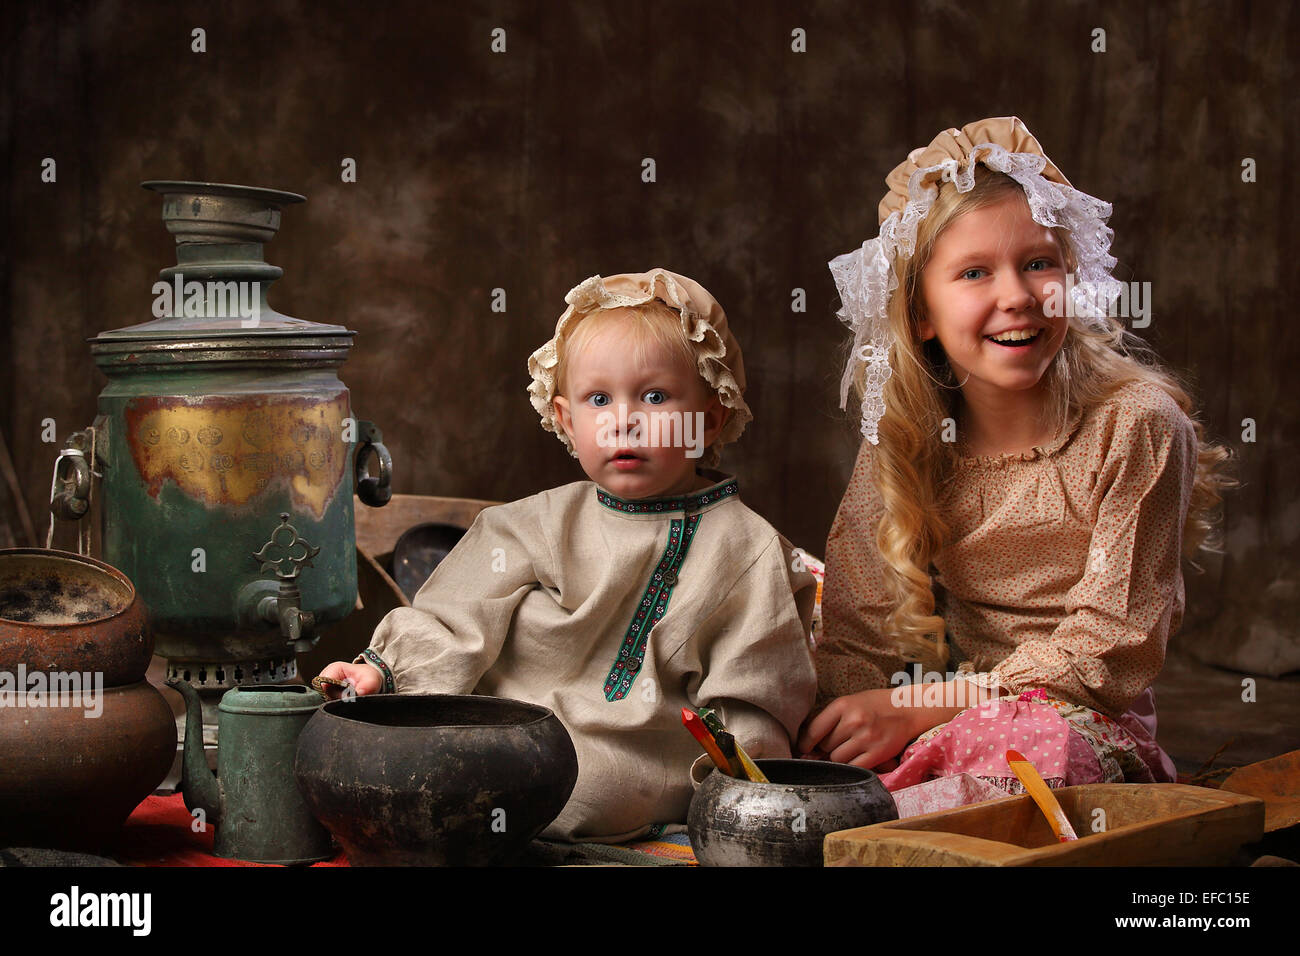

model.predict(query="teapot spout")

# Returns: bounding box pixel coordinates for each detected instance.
[165,677,222,827]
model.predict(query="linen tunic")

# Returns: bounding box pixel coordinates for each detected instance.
[816,380,1198,722]
[365,473,818,843]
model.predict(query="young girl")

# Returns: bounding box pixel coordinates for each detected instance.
[799,118,1233,808]
[320,268,817,841]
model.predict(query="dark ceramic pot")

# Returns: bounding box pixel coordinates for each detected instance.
[688,758,899,866]
[0,549,152,687]
[294,694,579,866]
[0,680,176,850]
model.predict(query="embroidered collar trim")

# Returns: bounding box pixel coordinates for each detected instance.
[595,475,740,516]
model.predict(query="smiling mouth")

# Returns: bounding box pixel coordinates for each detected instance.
[985,329,1042,347]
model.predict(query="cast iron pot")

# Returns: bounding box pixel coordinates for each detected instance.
[294,694,578,866]
[688,758,898,866]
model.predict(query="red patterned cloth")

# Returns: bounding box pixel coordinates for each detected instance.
[113,793,348,867]
[114,793,693,866]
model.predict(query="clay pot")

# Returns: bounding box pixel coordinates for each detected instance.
[0,680,176,850]
[0,548,174,851]
[0,549,152,687]
[688,758,899,866]
[295,694,579,865]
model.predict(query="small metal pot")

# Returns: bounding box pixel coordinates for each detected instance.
[688,758,898,867]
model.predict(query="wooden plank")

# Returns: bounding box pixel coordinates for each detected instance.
[1221,749,1300,833]
[353,493,498,559]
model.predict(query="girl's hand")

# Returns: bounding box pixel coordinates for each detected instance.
[314,661,382,700]
[796,688,921,770]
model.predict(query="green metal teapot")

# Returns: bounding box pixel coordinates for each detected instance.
[169,679,333,864]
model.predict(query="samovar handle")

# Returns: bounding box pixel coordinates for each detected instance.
[49,448,92,520]
[353,419,392,507]
[46,425,104,553]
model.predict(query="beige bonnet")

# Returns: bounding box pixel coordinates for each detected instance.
[876,116,1073,225]
[526,268,752,469]
[830,116,1120,445]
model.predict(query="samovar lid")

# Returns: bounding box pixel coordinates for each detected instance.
[142,180,307,242]
[91,181,353,349]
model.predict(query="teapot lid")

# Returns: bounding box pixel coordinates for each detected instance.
[219,683,324,716]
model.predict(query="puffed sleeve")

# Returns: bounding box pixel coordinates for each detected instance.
[814,442,909,706]
[678,533,818,758]
[992,395,1197,717]
[365,501,549,695]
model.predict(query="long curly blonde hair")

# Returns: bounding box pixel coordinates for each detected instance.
[849,166,1236,672]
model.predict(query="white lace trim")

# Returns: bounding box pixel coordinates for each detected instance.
[830,144,1123,444]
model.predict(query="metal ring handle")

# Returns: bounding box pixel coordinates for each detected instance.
[355,439,392,507]
[50,451,92,520]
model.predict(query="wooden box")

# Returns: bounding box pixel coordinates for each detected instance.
[824,783,1264,866]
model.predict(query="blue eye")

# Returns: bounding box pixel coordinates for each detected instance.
[642,389,667,405]
[961,268,985,281]
[587,393,610,407]
[1025,259,1052,272]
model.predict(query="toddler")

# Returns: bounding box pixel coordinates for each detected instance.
[322,269,817,841]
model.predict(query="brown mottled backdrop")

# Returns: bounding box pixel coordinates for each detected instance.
[2,1,1297,672]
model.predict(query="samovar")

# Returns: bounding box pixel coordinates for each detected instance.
[51,181,392,732]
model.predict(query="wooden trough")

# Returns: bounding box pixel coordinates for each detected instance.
[824,783,1265,866]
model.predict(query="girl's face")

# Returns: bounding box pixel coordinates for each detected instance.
[918,193,1069,401]
[552,310,728,499]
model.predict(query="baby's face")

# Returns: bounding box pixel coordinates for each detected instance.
[553,311,727,499]
[918,193,1069,401]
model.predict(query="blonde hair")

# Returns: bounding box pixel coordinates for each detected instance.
[555,302,701,397]
[850,166,1236,671]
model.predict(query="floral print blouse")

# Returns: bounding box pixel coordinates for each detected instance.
[816,381,1198,719]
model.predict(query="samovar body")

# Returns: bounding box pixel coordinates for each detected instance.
[95,367,358,678]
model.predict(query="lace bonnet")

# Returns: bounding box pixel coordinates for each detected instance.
[829,116,1123,444]
[527,268,752,469]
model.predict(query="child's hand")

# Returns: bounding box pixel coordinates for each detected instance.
[796,688,918,770]
[314,661,382,700]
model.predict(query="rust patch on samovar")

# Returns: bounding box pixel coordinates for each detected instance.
[123,393,350,519]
